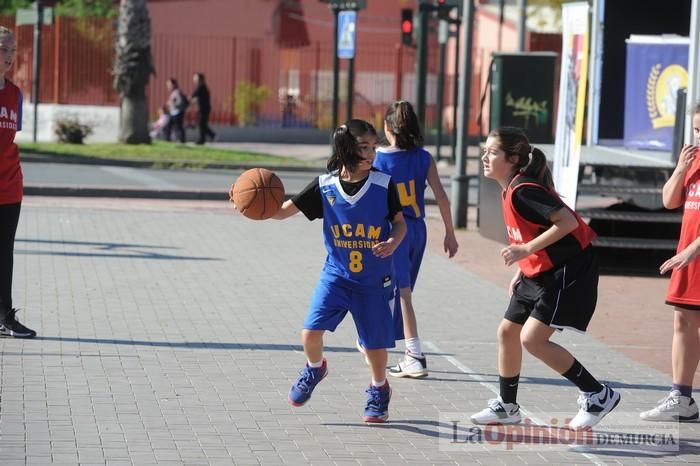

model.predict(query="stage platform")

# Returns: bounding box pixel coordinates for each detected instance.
[539,142,675,169]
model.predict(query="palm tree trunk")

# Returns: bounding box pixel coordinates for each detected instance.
[113,0,154,144]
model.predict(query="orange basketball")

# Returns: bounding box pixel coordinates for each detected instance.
[229,168,285,220]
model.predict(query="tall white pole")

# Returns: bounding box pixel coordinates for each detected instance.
[686,0,699,143]
[586,0,604,146]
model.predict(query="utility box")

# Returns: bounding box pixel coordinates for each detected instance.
[489,52,557,144]
[480,52,557,244]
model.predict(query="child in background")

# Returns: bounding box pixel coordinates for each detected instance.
[640,103,700,422]
[150,105,170,140]
[371,100,458,378]
[272,119,406,423]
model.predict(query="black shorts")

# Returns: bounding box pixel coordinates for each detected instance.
[504,246,599,333]
[666,301,700,311]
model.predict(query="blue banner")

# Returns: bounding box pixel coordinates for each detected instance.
[623,36,689,151]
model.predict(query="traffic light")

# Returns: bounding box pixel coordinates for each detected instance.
[435,0,460,18]
[401,8,413,46]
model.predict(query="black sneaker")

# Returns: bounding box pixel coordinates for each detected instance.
[0,309,37,338]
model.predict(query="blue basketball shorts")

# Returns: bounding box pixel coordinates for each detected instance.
[304,277,398,350]
[392,216,427,290]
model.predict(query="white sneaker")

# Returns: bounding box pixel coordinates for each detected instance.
[640,390,699,422]
[388,352,428,378]
[356,339,369,366]
[470,397,522,425]
[569,384,621,429]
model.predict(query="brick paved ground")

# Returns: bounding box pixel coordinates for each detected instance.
[0,196,698,465]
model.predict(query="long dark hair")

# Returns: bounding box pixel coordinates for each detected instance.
[328,119,377,173]
[489,126,554,189]
[384,100,423,150]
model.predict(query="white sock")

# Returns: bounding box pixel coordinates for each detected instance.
[372,379,386,387]
[405,337,422,357]
[308,358,324,368]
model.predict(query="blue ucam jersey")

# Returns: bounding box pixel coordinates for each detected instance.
[374,146,431,219]
[319,170,394,288]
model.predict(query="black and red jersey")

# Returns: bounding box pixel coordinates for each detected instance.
[501,175,596,277]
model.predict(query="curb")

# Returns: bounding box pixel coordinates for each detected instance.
[24,185,229,201]
[23,184,453,205]
[21,151,327,173]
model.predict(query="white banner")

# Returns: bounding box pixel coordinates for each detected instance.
[553,2,590,208]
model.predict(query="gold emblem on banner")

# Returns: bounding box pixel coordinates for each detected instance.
[646,64,688,129]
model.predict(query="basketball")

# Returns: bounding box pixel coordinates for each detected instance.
[229,168,285,220]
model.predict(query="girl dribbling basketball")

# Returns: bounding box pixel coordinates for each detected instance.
[273,119,406,423]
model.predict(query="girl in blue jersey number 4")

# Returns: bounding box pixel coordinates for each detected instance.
[472,127,620,429]
[273,119,406,423]
[371,100,459,378]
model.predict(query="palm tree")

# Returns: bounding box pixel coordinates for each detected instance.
[113,0,154,143]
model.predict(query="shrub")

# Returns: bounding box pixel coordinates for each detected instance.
[230,81,271,126]
[54,117,93,144]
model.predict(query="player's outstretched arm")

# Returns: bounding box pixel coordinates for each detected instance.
[272,200,299,220]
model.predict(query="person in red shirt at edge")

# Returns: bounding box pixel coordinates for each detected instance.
[470,126,619,429]
[641,103,700,423]
[0,27,35,338]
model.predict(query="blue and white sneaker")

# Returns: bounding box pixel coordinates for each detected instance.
[363,381,392,423]
[288,359,328,407]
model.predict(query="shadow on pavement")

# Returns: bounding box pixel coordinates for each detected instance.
[31,337,452,356]
[427,370,670,391]
[15,238,220,261]
[17,238,179,250]
[15,249,222,261]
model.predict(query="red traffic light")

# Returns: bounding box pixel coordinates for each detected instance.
[400,8,413,46]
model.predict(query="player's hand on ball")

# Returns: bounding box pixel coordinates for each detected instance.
[229,168,285,220]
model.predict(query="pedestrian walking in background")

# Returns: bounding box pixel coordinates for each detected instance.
[640,103,700,423]
[369,100,459,378]
[164,78,188,143]
[191,72,216,144]
[0,27,36,338]
[150,104,170,140]
[272,119,406,423]
[471,126,619,429]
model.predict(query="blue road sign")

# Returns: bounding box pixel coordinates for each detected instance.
[337,11,357,59]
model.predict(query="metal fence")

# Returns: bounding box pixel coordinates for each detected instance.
[0,15,560,133]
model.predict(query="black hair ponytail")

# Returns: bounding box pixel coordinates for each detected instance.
[384,100,423,150]
[327,119,377,173]
[521,146,554,189]
[488,126,555,189]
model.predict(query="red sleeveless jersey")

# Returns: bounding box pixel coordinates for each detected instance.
[502,176,597,277]
[666,155,700,306]
[0,79,23,205]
